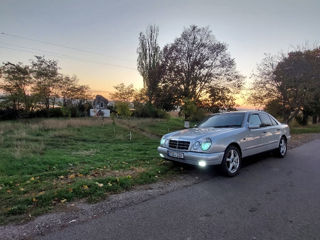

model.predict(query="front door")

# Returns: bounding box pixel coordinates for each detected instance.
[242,114,265,156]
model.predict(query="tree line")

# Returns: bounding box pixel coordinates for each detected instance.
[0,56,91,119]
[2,25,319,125]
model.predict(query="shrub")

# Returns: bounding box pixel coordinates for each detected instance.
[179,99,207,122]
[133,102,169,119]
[115,102,132,118]
[0,108,19,120]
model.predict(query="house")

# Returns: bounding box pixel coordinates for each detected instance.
[93,95,109,109]
[90,95,110,117]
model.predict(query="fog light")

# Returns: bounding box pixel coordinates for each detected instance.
[159,153,165,158]
[198,160,207,167]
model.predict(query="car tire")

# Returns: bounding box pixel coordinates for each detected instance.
[276,136,287,158]
[220,145,242,177]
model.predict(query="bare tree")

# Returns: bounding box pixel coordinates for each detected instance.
[137,25,162,102]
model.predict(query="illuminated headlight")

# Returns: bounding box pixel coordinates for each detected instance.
[201,138,212,151]
[192,141,201,151]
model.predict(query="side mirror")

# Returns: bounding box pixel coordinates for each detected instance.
[248,123,260,129]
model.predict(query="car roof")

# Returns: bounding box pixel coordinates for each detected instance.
[216,110,265,114]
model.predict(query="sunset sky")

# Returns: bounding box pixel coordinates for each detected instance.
[1,0,319,107]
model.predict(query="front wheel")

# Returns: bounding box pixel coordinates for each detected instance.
[276,136,287,158]
[220,146,242,177]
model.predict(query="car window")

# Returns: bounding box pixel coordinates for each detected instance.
[248,114,261,126]
[198,113,245,128]
[269,115,279,125]
[259,113,273,127]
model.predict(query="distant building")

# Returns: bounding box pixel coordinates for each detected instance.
[90,95,110,117]
[93,95,109,109]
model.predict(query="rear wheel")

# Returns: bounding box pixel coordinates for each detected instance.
[220,146,241,177]
[276,136,287,158]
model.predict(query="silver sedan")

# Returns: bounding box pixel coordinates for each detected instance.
[157,111,291,176]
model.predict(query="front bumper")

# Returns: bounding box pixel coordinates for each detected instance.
[157,146,224,166]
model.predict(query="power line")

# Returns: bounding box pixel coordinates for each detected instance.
[0,31,134,64]
[0,42,137,71]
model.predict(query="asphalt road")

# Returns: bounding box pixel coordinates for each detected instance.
[40,140,320,240]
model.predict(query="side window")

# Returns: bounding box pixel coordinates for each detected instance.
[259,113,272,127]
[249,114,262,127]
[269,115,278,126]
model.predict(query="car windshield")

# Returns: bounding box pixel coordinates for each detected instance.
[198,113,245,128]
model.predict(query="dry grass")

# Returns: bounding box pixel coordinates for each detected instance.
[117,118,163,128]
[13,140,45,159]
[30,118,112,130]
[0,118,112,134]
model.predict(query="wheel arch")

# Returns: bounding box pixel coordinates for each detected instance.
[226,142,242,157]
[281,135,287,141]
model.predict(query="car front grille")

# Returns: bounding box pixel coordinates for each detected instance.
[169,140,190,150]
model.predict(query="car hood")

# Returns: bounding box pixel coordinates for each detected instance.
[168,127,237,140]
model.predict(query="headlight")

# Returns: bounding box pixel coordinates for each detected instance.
[201,138,212,151]
[160,137,169,147]
[192,141,201,151]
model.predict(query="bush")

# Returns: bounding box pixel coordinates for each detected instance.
[115,102,132,118]
[180,99,206,122]
[133,102,169,119]
[0,104,91,121]
[0,108,20,120]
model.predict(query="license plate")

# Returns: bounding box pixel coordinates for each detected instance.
[167,150,184,159]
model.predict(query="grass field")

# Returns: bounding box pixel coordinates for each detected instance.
[116,117,186,137]
[0,118,186,224]
[290,123,320,134]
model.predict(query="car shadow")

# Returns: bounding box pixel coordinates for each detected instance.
[241,151,275,168]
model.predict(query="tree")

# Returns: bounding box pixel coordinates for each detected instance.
[153,83,179,111]
[250,48,320,123]
[31,56,60,110]
[110,83,135,102]
[0,62,33,111]
[137,25,162,102]
[201,85,236,113]
[264,99,283,119]
[59,75,91,106]
[161,25,242,105]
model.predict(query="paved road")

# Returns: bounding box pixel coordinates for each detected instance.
[40,140,320,240]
